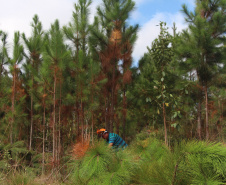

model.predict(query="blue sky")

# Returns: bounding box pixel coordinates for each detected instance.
[131,0,193,24]
[0,0,195,66]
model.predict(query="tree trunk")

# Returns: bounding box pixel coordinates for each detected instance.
[205,84,209,140]
[29,76,34,151]
[81,86,84,144]
[10,67,16,144]
[222,103,224,142]
[161,68,167,146]
[122,89,127,140]
[105,98,109,131]
[163,101,168,146]
[91,83,94,144]
[197,100,202,139]
[110,91,114,133]
[109,61,116,133]
[53,68,56,166]
[76,102,80,139]
[42,88,46,175]
[58,80,62,165]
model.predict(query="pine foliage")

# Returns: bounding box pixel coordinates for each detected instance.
[69,140,138,185]
[67,135,226,184]
[131,135,226,185]
[176,141,226,184]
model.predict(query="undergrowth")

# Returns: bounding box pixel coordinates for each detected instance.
[0,134,226,185]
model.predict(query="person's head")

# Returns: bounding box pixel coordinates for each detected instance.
[97,128,109,140]
[102,131,109,139]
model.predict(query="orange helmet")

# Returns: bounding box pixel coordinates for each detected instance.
[97,128,106,134]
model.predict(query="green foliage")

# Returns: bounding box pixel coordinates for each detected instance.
[1,136,226,185]
[67,136,226,185]
[131,137,174,184]
[176,141,226,184]
[132,138,226,185]
[69,140,138,185]
[1,170,38,185]
[0,141,29,168]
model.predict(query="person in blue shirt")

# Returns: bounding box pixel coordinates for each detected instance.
[97,128,128,149]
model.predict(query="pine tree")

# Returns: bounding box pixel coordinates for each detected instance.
[0,31,9,142]
[22,15,45,150]
[63,0,92,142]
[177,0,226,140]
[89,0,138,133]
[0,31,8,82]
[8,32,24,144]
[43,20,70,168]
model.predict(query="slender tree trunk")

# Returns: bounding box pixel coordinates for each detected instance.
[58,80,62,165]
[222,103,224,142]
[116,114,119,135]
[53,68,56,167]
[163,101,168,146]
[122,89,127,140]
[75,25,80,140]
[81,99,84,144]
[110,60,116,133]
[197,100,202,139]
[104,98,106,128]
[104,98,109,131]
[110,93,114,133]
[10,67,16,144]
[76,102,80,139]
[161,67,168,146]
[29,76,34,151]
[205,84,209,140]
[196,71,202,140]
[110,89,114,133]
[42,87,46,175]
[91,83,94,144]
[91,107,94,144]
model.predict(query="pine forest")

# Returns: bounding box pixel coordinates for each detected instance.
[0,0,226,184]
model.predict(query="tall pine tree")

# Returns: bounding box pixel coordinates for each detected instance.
[22,15,45,150]
[89,0,138,133]
[43,20,70,167]
[177,0,226,140]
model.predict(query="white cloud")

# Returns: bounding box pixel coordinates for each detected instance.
[1,0,74,45]
[131,9,143,21]
[132,12,188,66]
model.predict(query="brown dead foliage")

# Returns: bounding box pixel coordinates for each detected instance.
[123,70,132,84]
[110,29,122,43]
[72,139,90,160]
